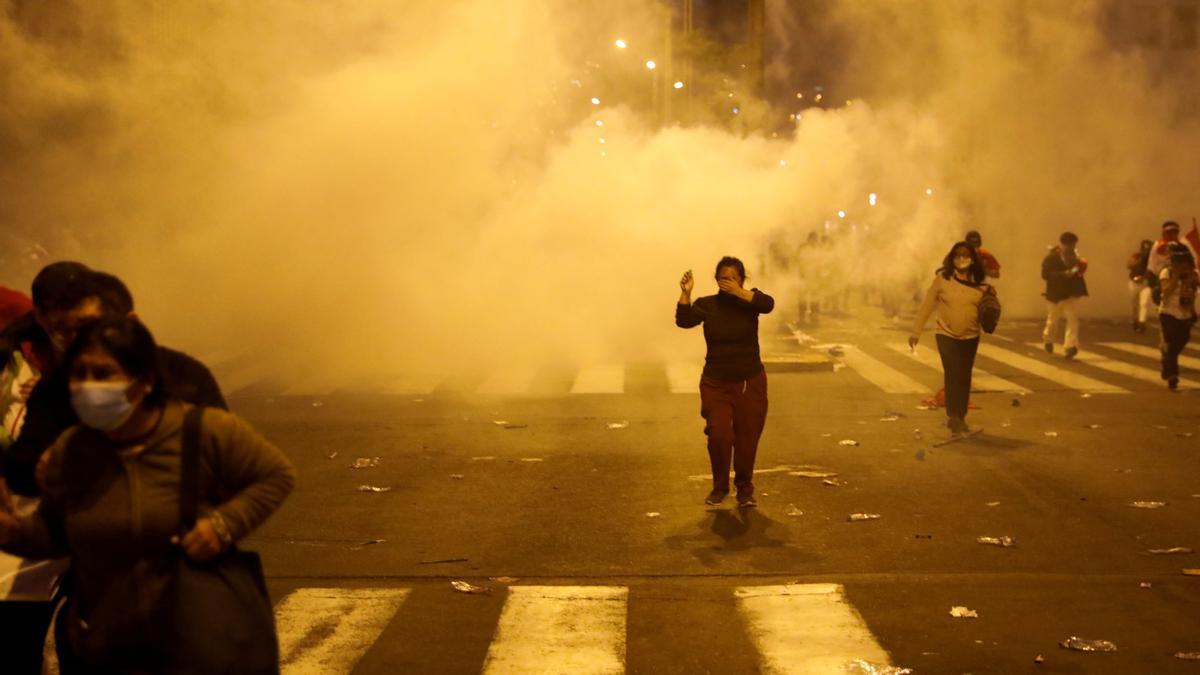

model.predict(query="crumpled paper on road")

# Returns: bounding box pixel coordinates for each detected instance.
[450,581,492,595]
[949,606,979,618]
[1059,637,1117,652]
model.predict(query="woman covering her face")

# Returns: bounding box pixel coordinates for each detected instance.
[0,315,296,672]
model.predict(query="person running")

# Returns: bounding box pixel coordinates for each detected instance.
[910,242,988,435]
[1157,243,1198,390]
[1041,232,1088,359]
[676,257,774,508]
[1127,239,1154,333]
[965,230,1001,279]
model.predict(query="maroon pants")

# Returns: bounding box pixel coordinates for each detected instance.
[699,369,768,492]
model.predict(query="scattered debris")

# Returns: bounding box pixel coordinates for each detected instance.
[844,659,912,675]
[823,478,847,487]
[350,457,381,469]
[1183,569,1200,576]
[411,398,424,403]
[789,470,838,479]
[1176,652,1200,661]
[1080,393,1092,399]
[1129,501,1168,509]
[1034,654,1044,664]
[879,415,900,422]
[977,536,1016,547]
[915,449,925,462]
[1058,637,1117,652]
[349,539,386,550]
[1153,424,1169,430]
[327,452,339,460]
[312,401,325,408]
[519,457,544,463]
[1148,547,1193,555]
[450,474,465,480]
[949,606,978,618]
[490,576,520,583]
[1011,398,1021,407]
[820,433,833,438]
[986,501,1001,507]
[356,485,393,493]
[450,581,492,595]
[914,534,933,539]
[493,421,528,429]
[607,420,630,429]
[849,513,882,522]
[1140,582,1152,589]
[1044,431,1058,437]
[419,557,469,565]
[785,504,804,517]
[472,456,495,461]
[1000,421,1012,428]
[1178,432,1194,438]
[1083,424,1101,429]
[1115,468,1133,474]
[913,429,923,440]
[645,512,661,518]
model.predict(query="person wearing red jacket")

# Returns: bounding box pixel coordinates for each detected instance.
[965,230,1000,279]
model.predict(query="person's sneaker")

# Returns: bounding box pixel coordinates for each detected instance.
[704,489,729,505]
[1168,377,1179,391]
[947,416,969,434]
[1044,342,1054,354]
[1064,346,1078,359]
[736,490,757,508]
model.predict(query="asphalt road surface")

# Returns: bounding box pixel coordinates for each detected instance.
[64,315,1200,673]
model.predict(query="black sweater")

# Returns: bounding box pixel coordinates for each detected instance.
[676,289,775,381]
[1,346,227,496]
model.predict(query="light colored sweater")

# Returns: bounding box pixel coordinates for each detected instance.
[912,273,985,340]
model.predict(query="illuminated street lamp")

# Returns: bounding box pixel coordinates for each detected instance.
[615,38,628,49]
[645,60,657,70]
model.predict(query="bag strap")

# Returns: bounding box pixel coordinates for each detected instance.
[179,405,204,532]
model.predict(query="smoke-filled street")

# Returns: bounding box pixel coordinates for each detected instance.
[212,315,1199,673]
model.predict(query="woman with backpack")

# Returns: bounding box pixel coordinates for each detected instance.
[0,315,295,673]
[909,242,995,435]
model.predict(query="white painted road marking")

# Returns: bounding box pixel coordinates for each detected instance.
[833,345,928,394]
[1101,341,1200,371]
[277,587,410,675]
[477,366,537,395]
[483,585,628,675]
[666,361,702,393]
[570,364,626,394]
[1026,343,1179,387]
[889,343,1030,393]
[975,344,1128,393]
[736,583,894,674]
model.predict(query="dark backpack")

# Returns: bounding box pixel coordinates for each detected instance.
[978,285,1001,334]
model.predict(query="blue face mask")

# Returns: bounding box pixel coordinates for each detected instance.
[70,381,136,431]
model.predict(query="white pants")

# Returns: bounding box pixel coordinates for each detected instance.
[1044,297,1080,349]
[1128,280,1153,323]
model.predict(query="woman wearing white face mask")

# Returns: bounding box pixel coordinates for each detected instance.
[910,242,988,435]
[0,316,295,673]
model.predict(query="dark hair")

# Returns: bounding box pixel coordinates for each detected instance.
[61,315,164,405]
[964,230,982,245]
[939,241,986,284]
[1163,221,1181,231]
[59,271,135,316]
[31,261,91,312]
[1059,231,1078,245]
[714,256,747,282]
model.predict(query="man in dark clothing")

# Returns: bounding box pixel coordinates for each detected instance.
[676,256,774,508]
[1128,239,1154,333]
[1041,232,1088,359]
[3,270,227,497]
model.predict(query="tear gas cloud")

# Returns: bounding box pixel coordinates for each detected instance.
[1,0,1196,388]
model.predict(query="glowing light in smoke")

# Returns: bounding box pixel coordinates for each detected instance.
[795,92,804,99]
[779,159,787,167]
[591,97,600,105]
[814,93,823,102]
[837,210,846,219]
[673,81,684,89]
[645,60,657,70]
[595,120,604,127]
[615,39,627,49]
[925,187,934,195]
[868,193,878,206]
[732,107,740,115]
[598,137,606,144]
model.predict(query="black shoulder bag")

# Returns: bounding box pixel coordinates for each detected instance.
[978,284,1001,334]
[166,405,280,674]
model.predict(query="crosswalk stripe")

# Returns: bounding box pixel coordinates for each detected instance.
[483,586,628,675]
[735,583,893,674]
[833,345,928,394]
[1026,343,1178,386]
[1101,342,1200,371]
[888,343,1030,393]
[570,364,626,394]
[666,362,702,393]
[276,588,411,674]
[975,344,1128,393]
[476,366,537,395]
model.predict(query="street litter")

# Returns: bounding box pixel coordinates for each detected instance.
[1153,424,1169,430]
[1034,655,1044,663]
[1080,393,1092,399]
[1044,431,1058,437]
[327,452,339,459]
[1178,432,1194,438]
[785,504,804,517]
[1129,501,1168,509]
[1083,424,1101,429]
[844,659,912,674]
[607,420,630,429]
[913,429,922,439]
[412,398,424,403]
[419,557,469,565]
[312,401,325,408]
[450,581,492,595]
[1011,398,1021,407]
[1140,582,1152,589]
[949,606,978,618]
[450,474,465,480]
[977,536,1016,547]
[645,512,661,518]
[349,457,380,469]
[1058,637,1117,652]
[520,457,544,463]
[820,433,833,438]
[1176,652,1200,661]
[838,439,859,446]
[879,416,900,422]
[496,422,528,429]
[789,470,838,479]
[356,485,393,493]
[1183,569,1200,576]
[472,456,495,461]
[914,534,933,539]
[1000,421,1012,428]
[1148,547,1193,554]
[490,576,520,583]
[849,513,881,521]
[823,478,846,487]
[349,539,386,550]
[986,501,1001,507]
[915,449,925,461]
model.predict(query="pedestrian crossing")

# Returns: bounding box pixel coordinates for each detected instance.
[273,584,902,675]
[215,337,1189,399]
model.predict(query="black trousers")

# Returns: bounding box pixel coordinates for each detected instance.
[936,334,979,420]
[1160,314,1194,380]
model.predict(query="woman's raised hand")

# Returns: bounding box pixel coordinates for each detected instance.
[680,270,694,294]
